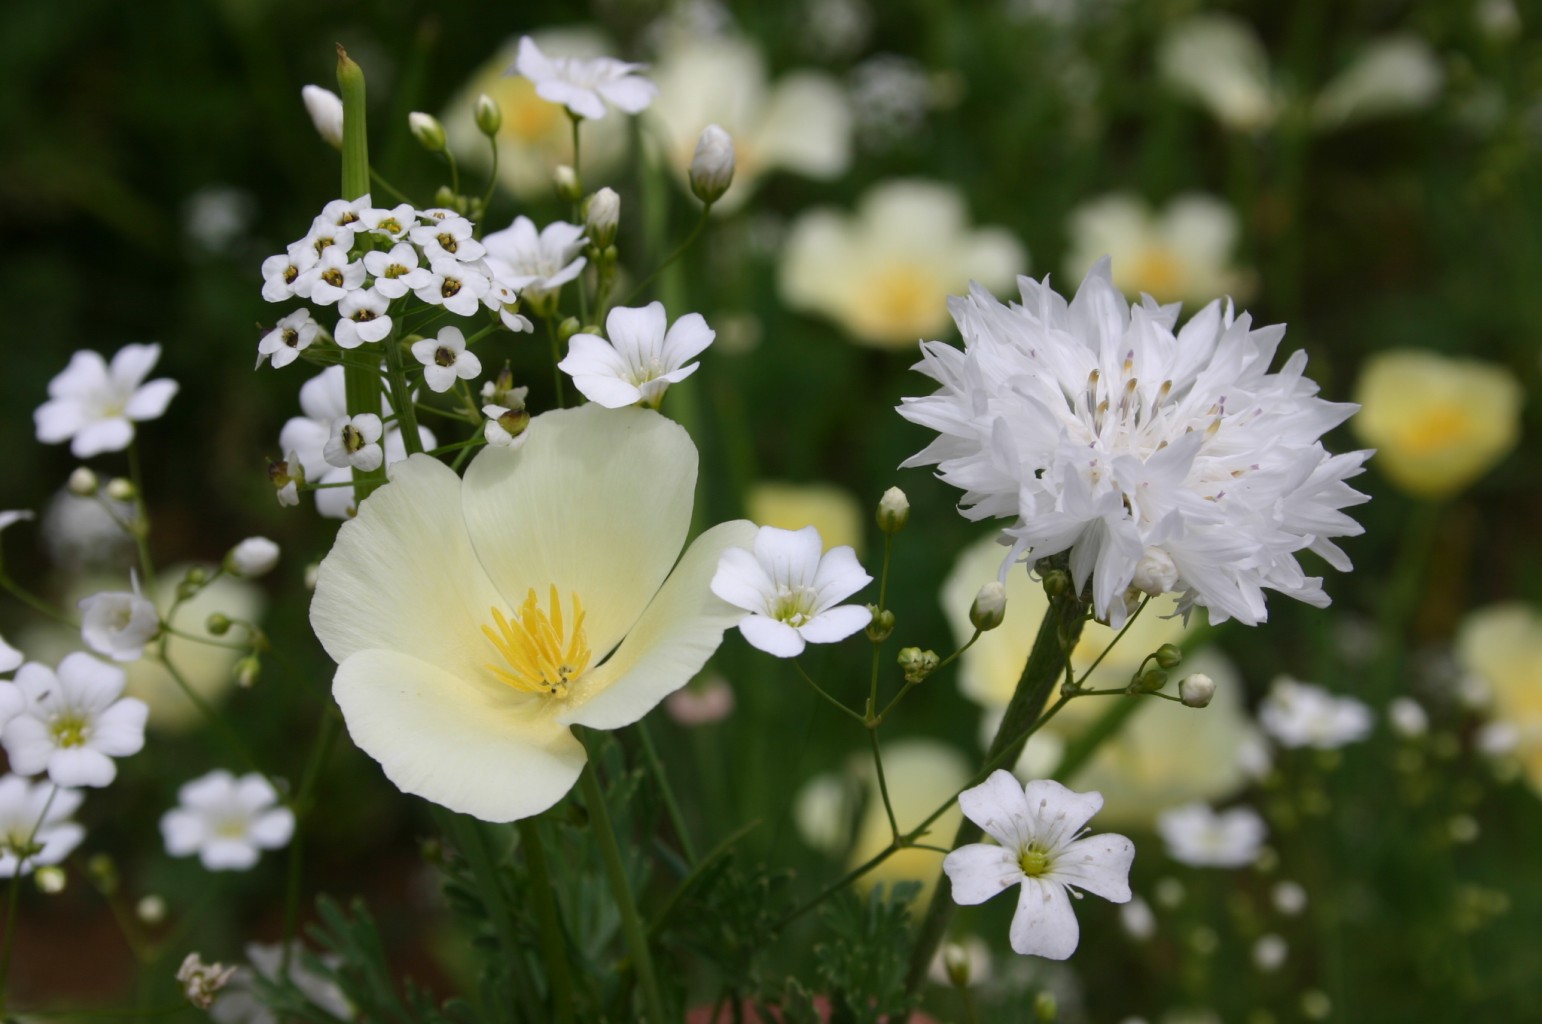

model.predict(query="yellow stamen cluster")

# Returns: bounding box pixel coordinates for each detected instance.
[482,586,591,698]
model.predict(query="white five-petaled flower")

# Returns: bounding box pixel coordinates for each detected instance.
[482,216,587,305]
[558,302,714,408]
[256,309,322,369]
[261,245,319,303]
[300,247,365,306]
[1257,676,1373,750]
[323,414,384,472]
[898,259,1371,627]
[409,216,485,264]
[0,653,148,788]
[362,243,432,300]
[411,326,483,393]
[709,525,872,658]
[79,579,160,662]
[944,772,1135,960]
[160,770,295,871]
[1156,802,1267,868]
[34,344,179,458]
[333,289,393,349]
[511,35,658,120]
[0,775,85,877]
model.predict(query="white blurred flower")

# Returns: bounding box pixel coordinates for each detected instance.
[161,770,295,871]
[1313,35,1443,130]
[482,216,586,306]
[688,124,736,205]
[1253,934,1288,972]
[559,302,714,409]
[782,179,1026,349]
[710,525,872,657]
[1388,696,1428,738]
[182,185,256,254]
[849,54,933,149]
[34,344,179,458]
[1272,879,1307,915]
[1120,895,1157,941]
[647,30,851,211]
[227,538,280,578]
[412,326,483,393]
[323,414,384,473]
[1064,193,1252,306]
[256,310,322,370]
[0,637,20,674]
[944,772,1134,959]
[511,35,656,120]
[1258,677,1373,750]
[79,580,160,662]
[178,954,238,1010]
[745,482,865,556]
[1,653,147,787]
[1158,15,1281,132]
[899,259,1370,627]
[1457,603,1542,795]
[301,85,344,147]
[210,943,353,1024]
[0,775,84,877]
[664,675,735,726]
[41,489,133,571]
[1156,802,1267,867]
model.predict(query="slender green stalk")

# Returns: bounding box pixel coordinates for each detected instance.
[578,757,667,1023]
[280,710,341,976]
[545,316,567,408]
[0,786,59,1011]
[517,819,576,1024]
[868,730,900,841]
[635,720,697,864]
[649,819,759,937]
[622,206,711,306]
[381,335,424,456]
[1074,596,1149,687]
[791,660,863,724]
[158,648,270,786]
[0,573,74,626]
[478,136,501,226]
[125,442,157,592]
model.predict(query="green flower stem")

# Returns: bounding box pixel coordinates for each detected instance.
[280,708,341,977]
[157,645,270,788]
[648,818,759,938]
[1072,595,1149,688]
[0,785,59,1012]
[869,729,901,842]
[866,533,895,719]
[0,572,75,627]
[635,719,697,865]
[382,336,424,456]
[478,136,501,227]
[791,660,864,724]
[369,168,413,205]
[1372,498,1443,705]
[622,205,711,307]
[544,316,567,409]
[125,441,157,592]
[516,818,576,1024]
[577,754,667,1024]
[903,590,1088,994]
[434,807,519,1024]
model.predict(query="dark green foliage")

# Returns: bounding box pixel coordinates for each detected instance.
[813,883,923,1024]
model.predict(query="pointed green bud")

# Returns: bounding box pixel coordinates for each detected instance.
[1154,643,1183,669]
[474,93,502,137]
[1131,668,1168,694]
[553,164,582,202]
[1041,568,1071,599]
[689,124,735,205]
[205,613,232,637]
[865,606,895,642]
[585,187,620,249]
[898,647,941,684]
[558,317,583,342]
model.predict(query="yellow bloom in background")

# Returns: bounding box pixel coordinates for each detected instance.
[1063,192,1253,306]
[1458,603,1542,796]
[780,180,1027,349]
[794,738,968,904]
[646,30,851,212]
[941,535,1257,828]
[1352,350,1523,498]
[745,481,864,556]
[442,29,629,200]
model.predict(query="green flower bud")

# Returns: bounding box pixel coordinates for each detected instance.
[584,187,620,249]
[553,164,582,203]
[558,317,583,343]
[688,124,734,205]
[234,656,261,689]
[1034,991,1058,1022]
[473,93,502,137]
[408,111,446,153]
[1132,668,1169,694]
[898,647,941,684]
[865,606,895,642]
[205,613,232,637]
[105,478,135,502]
[1041,568,1071,599]
[941,942,972,987]
[34,866,66,894]
[1154,643,1183,669]
[67,467,98,496]
[136,894,166,924]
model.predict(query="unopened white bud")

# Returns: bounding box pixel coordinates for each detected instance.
[586,187,620,248]
[67,467,99,496]
[136,894,167,924]
[474,93,502,136]
[689,124,735,205]
[301,85,344,148]
[970,582,1007,632]
[225,537,280,578]
[409,112,447,153]
[304,561,321,591]
[941,943,972,987]
[105,477,135,502]
[1132,546,1179,596]
[553,164,581,202]
[34,866,66,894]
[876,486,909,534]
[1179,672,1216,708]
[1388,696,1428,738]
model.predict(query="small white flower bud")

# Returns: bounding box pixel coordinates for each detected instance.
[585,187,621,249]
[1132,545,1179,596]
[941,943,972,987]
[234,656,261,689]
[473,93,502,136]
[105,478,135,502]
[553,164,582,202]
[409,112,447,153]
[876,486,909,534]
[67,467,99,496]
[136,894,167,924]
[1179,672,1216,708]
[225,536,280,578]
[689,124,735,205]
[970,582,1007,632]
[301,85,344,148]
[304,561,321,591]
[34,866,66,894]
[1388,696,1428,738]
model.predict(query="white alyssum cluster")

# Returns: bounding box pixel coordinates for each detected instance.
[559,302,715,408]
[898,259,1370,627]
[34,344,179,458]
[710,525,872,658]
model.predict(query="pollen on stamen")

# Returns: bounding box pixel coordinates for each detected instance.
[481,586,592,699]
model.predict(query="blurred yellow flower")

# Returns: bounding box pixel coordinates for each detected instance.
[1458,603,1542,795]
[780,180,1026,349]
[442,30,629,199]
[1352,350,1522,498]
[941,535,1257,828]
[1063,193,1253,306]
[745,481,864,556]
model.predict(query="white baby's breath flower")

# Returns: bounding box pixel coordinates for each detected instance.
[177,954,238,1009]
[710,525,872,658]
[226,538,280,578]
[322,414,384,473]
[161,770,295,871]
[1258,677,1372,750]
[1064,193,1252,306]
[899,259,1370,628]
[34,344,179,458]
[559,302,714,409]
[301,86,344,147]
[411,326,483,393]
[79,581,160,662]
[0,775,85,877]
[256,310,321,370]
[1156,802,1267,867]
[943,772,1134,959]
[1,653,147,787]
[511,35,657,120]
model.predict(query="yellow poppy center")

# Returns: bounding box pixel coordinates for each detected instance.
[482,586,591,698]
[1129,245,1185,303]
[1397,402,1470,456]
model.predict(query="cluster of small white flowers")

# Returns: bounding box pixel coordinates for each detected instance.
[898,259,1371,628]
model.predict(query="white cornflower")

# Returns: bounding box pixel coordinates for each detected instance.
[1258,677,1373,750]
[0,776,84,877]
[943,772,1134,960]
[415,258,491,317]
[332,289,393,349]
[34,344,179,458]
[323,414,384,472]
[299,247,365,307]
[710,525,872,658]
[411,326,483,393]
[1,654,147,788]
[482,216,587,306]
[362,243,432,300]
[559,302,714,409]
[1156,802,1267,868]
[256,309,321,369]
[898,259,1371,628]
[301,85,344,147]
[260,245,319,303]
[226,537,280,578]
[510,35,658,120]
[409,216,485,263]
[161,770,295,871]
[79,580,160,662]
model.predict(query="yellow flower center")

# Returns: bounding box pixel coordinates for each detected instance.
[51,715,88,748]
[1018,844,1051,877]
[482,586,592,698]
[1396,402,1470,456]
[853,262,946,343]
[1129,245,1185,303]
